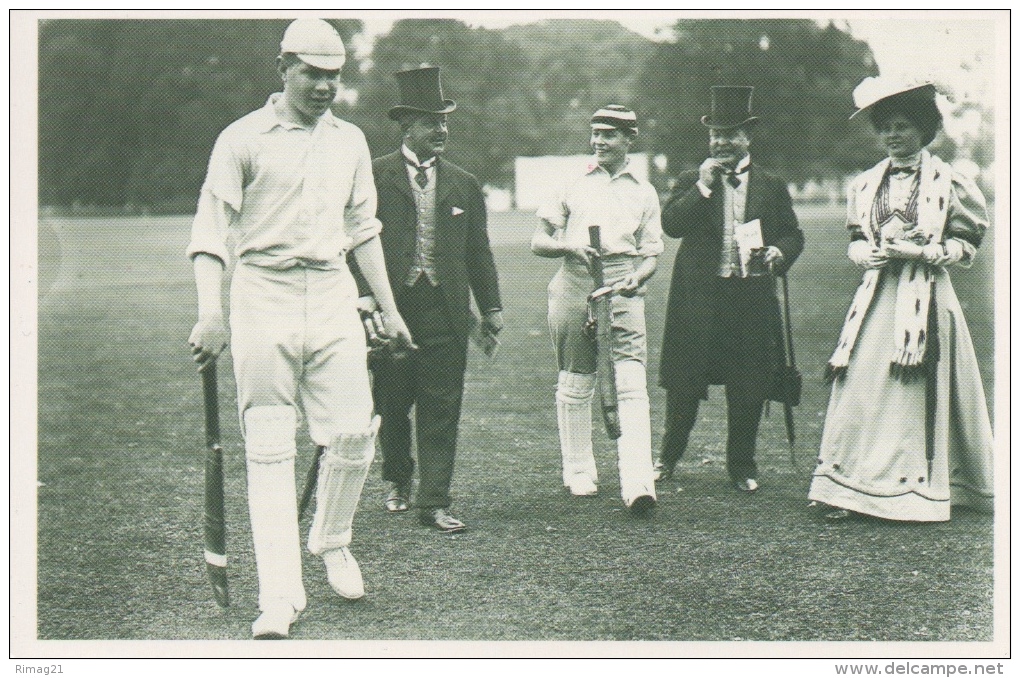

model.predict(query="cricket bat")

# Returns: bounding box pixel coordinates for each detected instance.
[201,363,229,608]
[588,225,622,439]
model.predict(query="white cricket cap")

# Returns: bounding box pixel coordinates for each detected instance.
[280,18,346,71]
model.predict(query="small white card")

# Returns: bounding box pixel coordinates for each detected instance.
[733,218,764,276]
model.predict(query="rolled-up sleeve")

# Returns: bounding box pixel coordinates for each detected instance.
[186,190,234,264]
[344,135,383,249]
[201,132,244,213]
[187,130,243,263]
[536,185,569,229]
[635,186,664,257]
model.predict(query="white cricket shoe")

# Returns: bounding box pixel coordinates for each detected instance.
[566,474,598,497]
[252,602,300,640]
[323,546,364,599]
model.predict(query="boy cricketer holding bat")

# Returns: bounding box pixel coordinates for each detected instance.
[187,19,413,639]
[530,105,661,515]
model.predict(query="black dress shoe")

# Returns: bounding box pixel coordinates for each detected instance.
[419,508,466,533]
[384,482,410,513]
[652,461,675,482]
[629,494,656,517]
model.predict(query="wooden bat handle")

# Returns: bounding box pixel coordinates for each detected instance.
[588,225,606,287]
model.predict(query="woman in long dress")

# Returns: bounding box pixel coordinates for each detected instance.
[808,77,994,522]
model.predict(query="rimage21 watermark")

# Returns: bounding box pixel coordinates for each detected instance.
[835,664,1005,675]
[14,667,63,675]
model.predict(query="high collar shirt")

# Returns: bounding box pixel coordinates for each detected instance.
[401,145,437,189]
[187,93,382,269]
[537,158,663,258]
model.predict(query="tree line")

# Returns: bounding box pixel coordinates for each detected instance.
[38,17,965,210]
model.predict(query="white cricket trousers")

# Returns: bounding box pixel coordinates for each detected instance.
[548,258,656,505]
[230,262,374,613]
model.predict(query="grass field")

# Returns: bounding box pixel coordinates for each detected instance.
[36,205,996,643]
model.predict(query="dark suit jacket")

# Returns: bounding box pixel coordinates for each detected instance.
[356,150,502,340]
[659,165,804,392]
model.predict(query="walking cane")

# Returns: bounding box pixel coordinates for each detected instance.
[777,272,799,468]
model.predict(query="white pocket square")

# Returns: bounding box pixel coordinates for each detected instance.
[451,206,464,216]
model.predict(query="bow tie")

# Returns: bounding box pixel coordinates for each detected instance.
[888,166,919,177]
[725,165,748,188]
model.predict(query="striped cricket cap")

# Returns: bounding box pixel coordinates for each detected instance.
[591,105,638,134]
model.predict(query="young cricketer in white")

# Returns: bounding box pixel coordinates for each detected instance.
[531,106,661,514]
[187,19,413,639]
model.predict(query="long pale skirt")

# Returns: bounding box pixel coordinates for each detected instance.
[808,268,994,521]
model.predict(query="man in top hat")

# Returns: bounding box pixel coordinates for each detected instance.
[531,105,662,514]
[354,66,503,533]
[654,86,804,493]
[187,19,414,639]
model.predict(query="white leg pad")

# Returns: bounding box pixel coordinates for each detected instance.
[614,361,656,505]
[556,371,598,488]
[307,415,380,555]
[243,406,306,613]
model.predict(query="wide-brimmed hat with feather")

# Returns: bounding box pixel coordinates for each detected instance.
[849,75,937,120]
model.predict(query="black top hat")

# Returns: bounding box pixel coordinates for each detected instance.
[701,86,759,129]
[387,67,457,121]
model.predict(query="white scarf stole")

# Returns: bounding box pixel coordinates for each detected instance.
[827,150,953,377]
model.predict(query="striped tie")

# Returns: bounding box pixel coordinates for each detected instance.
[406,157,432,189]
[414,166,428,189]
